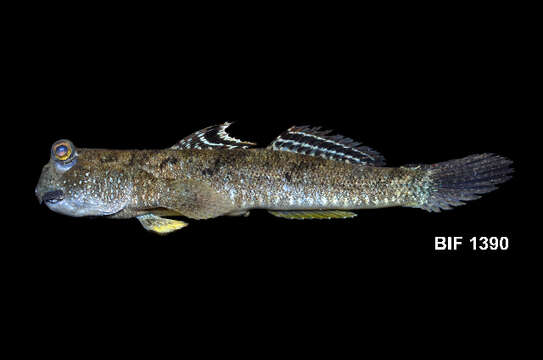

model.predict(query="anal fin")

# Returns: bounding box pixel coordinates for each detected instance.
[268,210,357,220]
[226,210,250,217]
[137,214,188,235]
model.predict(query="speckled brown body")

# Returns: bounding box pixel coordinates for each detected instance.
[36,124,513,233]
[67,148,425,219]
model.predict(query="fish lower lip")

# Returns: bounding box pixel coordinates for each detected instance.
[43,190,64,204]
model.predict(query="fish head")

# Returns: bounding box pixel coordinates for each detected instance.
[35,139,132,217]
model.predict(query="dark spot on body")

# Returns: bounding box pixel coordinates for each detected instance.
[139,152,151,164]
[213,158,225,169]
[160,156,177,170]
[284,172,292,182]
[201,168,215,177]
[352,166,367,178]
[100,154,118,163]
[289,160,313,174]
[201,157,225,177]
[128,154,137,167]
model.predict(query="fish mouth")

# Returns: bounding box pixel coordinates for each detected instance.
[42,190,65,204]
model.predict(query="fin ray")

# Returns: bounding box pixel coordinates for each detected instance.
[416,154,514,212]
[268,126,385,166]
[137,213,188,235]
[171,122,256,150]
[268,210,357,220]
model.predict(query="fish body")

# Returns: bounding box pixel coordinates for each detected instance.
[36,123,513,234]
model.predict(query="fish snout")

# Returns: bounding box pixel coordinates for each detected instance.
[41,190,65,204]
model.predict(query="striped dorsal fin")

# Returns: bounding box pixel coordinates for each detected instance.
[268,125,386,166]
[171,122,256,150]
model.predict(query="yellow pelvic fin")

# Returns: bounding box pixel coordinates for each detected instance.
[268,210,357,220]
[137,214,188,235]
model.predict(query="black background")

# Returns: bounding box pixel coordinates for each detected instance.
[12,6,532,339]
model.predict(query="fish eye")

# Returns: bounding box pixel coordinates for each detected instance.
[51,140,76,163]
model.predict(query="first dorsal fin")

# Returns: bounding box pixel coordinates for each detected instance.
[171,122,256,150]
[268,126,386,166]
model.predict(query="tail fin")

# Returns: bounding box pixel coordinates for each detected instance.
[418,153,514,212]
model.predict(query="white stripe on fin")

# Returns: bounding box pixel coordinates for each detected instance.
[267,126,386,166]
[171,122,256,150]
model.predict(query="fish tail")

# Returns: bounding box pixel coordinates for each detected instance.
[414,153,514,212]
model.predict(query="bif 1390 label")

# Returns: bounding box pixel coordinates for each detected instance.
[435,236,509,251]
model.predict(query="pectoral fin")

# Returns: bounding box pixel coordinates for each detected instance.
[268,210,357,219]
[160,179,235,220]
[137,213,188,235]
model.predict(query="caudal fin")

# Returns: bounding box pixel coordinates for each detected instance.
[418,153,513,212]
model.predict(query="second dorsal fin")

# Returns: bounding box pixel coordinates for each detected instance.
[268,126,386,166]
[171,122,256,150]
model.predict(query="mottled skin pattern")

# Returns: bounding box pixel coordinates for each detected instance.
[36,148,427,220]
[140,149,424,213]
[37,125,513,235]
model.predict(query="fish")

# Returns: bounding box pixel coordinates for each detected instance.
[35,123,514,235]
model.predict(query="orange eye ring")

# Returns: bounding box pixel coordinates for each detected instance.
[52,140,73,161]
